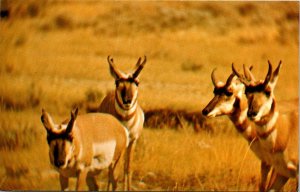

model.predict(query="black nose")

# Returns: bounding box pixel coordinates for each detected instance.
[123,99,132,105]
[202,108,209,116]
[55,160,65,167]
[247,110,257,118]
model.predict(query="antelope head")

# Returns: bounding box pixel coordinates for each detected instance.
[107,56,147,110]
[202,66,246,117]
[41,108,78,169]
[232,60,282,122]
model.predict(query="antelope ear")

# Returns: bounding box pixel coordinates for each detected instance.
[41,109,55,133]
[66,107,78,134]
[269,60,282,89]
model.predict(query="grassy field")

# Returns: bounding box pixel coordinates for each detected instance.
[0,1,298,191]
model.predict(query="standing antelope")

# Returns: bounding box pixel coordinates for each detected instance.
[41,108,129,191]
[202,68,276,191]
[98,56,146,190]
[232,61,298,191]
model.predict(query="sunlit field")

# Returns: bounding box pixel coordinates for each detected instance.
[0,1,298,191]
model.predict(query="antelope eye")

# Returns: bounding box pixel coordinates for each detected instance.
[225,91,233,97]
[134,80,139,86]
[115,79,125,87]
[128,78,139,86]
[265,90,271,97]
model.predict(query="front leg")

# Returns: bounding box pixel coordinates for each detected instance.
[59,174,69,191]
[76,169,88,191]
[259,161,271,192]
[266,173,289,191]
[266,168,277,190]
[124,139,136,191]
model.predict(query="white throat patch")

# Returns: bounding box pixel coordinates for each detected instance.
[115,98,137,117]
[253,97,273,122]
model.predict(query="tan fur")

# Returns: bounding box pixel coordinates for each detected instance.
[98,56,146,191]
[74,114,128,166]
[99,91,144,140]
[272,112,299,176]
[233,61,299,191]
[41,109,128,191]
[202,73,275,191]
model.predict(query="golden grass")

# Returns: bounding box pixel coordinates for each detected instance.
[0,1,298,191]
[134,128,261,191]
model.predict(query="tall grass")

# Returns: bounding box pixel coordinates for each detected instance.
[134,128,261,191]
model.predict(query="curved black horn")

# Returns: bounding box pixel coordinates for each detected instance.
[243,64,255,81]
[107,55,113,65]
[133,56,147,79]
[232,63,242,78]
[211,68,218,87]
[263,61,273,87]
[225,73,235,87]
[232,63,250,86]
[273,60,282,78]
[107,55,125,79]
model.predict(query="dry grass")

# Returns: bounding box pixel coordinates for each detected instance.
[0,1,298,191]
[134,128,260,191]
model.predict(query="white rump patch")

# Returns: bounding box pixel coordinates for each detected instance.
[90,140,116,171]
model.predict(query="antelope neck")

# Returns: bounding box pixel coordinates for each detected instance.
[114,96,137,121]
[230,95,256,141]
[255,99,277,139]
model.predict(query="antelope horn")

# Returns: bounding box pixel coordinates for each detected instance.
[132,56,147,79]
[232,63,250,86]
[263,61,273,87]
[249,65,253,71]
[272,60,282,80]
[211,68,219,87]
[107,55,125,79]
[225,73,235,88]
[243,64,255,81]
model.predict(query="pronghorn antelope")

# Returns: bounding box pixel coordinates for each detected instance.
[98,56,146,190]
[202,68,276,191]
[232,61,298,191]
[41,108,129,191]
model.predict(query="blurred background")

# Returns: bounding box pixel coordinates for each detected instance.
[0,0,298,190]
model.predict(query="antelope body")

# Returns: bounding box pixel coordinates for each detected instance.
[41,108,129,191]
[98,56,146,190]
[202,68,275,191]
[232,61,298,191]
